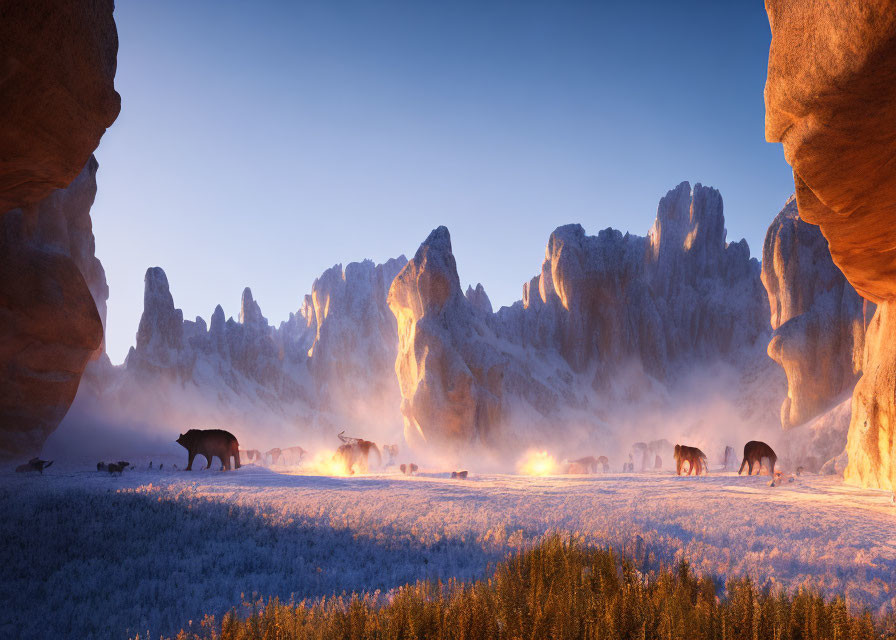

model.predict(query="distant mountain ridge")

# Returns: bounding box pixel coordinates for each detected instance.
[58,181,825,469]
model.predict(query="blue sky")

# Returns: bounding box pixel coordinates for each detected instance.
[92,1,794,363]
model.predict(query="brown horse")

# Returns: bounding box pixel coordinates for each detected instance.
[739,441,777,476]
[674,444,707,476]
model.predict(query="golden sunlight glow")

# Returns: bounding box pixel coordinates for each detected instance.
[518,450,557,476]
[284,449,353,477]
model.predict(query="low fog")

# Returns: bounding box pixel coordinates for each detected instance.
[44,334,848,477]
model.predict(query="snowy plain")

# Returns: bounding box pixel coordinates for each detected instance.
[2,461,895,640]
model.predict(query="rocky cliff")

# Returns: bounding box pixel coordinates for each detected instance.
[761,196,868,429]
[765,0,896,489]
[389,227,507,448]
[0,157,110,456]
[61,181,792,464]
[0,1,120,211]
[64,256,409,453]
[389,182,779,450]
[0,0,119,457]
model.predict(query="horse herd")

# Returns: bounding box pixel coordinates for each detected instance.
[567,440,779,478]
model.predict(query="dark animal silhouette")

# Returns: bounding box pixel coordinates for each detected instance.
[597,455,610,472]
[451,470,468,479]
[400,463,419,476]
[99,460,129,473]
[739,441,777,476]
[674,444,708,476]
[176,429,241,471]
[334,432,380,474]
[16,458,52,474]
[568,456,599,474]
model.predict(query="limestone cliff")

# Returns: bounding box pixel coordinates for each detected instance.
[389,183,777,448]
[761,196,868,429]
[67,255,409,451]
[389,228,506,447]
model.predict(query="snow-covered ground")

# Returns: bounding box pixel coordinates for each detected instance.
[2,462,895,640]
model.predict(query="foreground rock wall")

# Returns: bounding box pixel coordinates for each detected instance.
[0,1,120,457]
[0,158,109,456]
[0,1,121,211]
[765,0,896,488]
[761,196,868,429]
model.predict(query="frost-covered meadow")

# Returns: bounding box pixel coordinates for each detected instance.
[2,462,895,639]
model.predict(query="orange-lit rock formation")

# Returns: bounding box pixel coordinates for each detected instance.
[765,0,896,488]
[388,227,505,447]
[0,1,119,456]
[0,158,109,456]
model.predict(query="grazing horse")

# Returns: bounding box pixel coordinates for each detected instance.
[674,444,707,476]
[739,441,777,476]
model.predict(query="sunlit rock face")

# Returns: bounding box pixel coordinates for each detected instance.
[0,157,108,457]
[765,0,896,305]
[846,305,896,489]
[498,182,767,386]
[0,1,120,212]
[761,196,869,429]
[309,258,408,421]
[391,183,773,446]
[765,0,896,488]
[389,228,507,447]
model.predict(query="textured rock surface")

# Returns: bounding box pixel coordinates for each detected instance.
[308,258,407,421]
[66,256,409,452]
[844,304,896,489]
[497,182,767,384]
[765,0,896,488]
[0,0,120,211]
[0,157,108,457]
[389,228,506,447]
[61,182,788,462]
[0,0,119,458]
[390,183,776,447]
[761,196,868,429]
